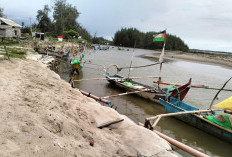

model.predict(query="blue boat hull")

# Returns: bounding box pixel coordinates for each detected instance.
[160,98,232,144]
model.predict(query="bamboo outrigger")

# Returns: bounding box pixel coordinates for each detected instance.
[138,123,210,157]
[78,89,112,106]
[156,97,232,143]
[144,77,232,144]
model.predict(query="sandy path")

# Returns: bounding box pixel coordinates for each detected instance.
[0,58,178,157]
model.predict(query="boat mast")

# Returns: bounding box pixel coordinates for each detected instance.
[127,41,136,79]
[157,29,166,88]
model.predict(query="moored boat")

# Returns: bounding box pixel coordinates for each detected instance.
[159,97,232,143]
[70,54,85,75]
[71,59,83,74]
[105,74,191,103]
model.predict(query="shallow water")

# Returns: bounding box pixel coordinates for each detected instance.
[58,48,232,157]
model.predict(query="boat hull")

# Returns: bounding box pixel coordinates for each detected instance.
[106,75,165,103]
[160,98,232,144]
[72,63,82,70]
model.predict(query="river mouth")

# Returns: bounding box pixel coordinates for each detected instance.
[55,48,232,157]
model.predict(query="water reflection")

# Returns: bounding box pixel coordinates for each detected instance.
[58,48,232,157]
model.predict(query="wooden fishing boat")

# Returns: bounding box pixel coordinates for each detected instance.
[159,97,232,143]
[105,30,191,103]
[70,54,85,75]
[105,74,191,103]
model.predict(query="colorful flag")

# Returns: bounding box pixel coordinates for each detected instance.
[153,31,166,42]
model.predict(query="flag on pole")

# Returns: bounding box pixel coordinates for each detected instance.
[153,30,167,88]
[153,31,166,42]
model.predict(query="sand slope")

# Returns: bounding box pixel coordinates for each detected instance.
[0,58,178,157]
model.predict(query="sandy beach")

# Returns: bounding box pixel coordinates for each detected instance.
[0,55,178,157]
[145,52,232,69]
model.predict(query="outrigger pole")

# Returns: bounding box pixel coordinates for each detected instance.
[78,89,112,106]
[101,89,152,99]
[138,122,210,157]
[153,80,232,92]
[72,76,160,82]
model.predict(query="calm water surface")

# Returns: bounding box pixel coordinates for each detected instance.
[58,48,232,157]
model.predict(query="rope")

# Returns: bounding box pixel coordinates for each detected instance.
[165,85,180,105]
[120,62,162,70]
[209,76,232,109]
[105,63,162,75]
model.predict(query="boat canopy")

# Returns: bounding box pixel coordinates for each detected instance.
[214,96,232,110]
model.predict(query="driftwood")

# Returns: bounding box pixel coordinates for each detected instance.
[98,118,124,128]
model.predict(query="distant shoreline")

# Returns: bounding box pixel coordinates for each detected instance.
[144,51,232,69]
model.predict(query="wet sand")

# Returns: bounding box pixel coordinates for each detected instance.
[145,52,232,69]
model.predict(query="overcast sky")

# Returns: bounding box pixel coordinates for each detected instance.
[1,0,232,52]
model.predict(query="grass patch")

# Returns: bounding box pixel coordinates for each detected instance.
[3,47,27,59]
[0,40,27,47]
[0,40,19,46]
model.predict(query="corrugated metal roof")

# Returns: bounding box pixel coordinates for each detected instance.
[0,17,22,28]
[0,25,11,29]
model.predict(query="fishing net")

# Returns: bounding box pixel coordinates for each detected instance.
[71,59,80,65]
[205,114,232,130]
[123,82,132,86]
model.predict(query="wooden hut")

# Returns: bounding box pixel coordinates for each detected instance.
[0,17,22,38]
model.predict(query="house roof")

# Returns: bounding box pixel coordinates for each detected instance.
[0,25,11,29]
[0,17,22,28]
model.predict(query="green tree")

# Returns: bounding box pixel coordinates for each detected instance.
[76,25,92,41]
[53,0,79,35]
[21,26,31,34]
[21,22,24,28]
[36,5,52,33]
[113,28,144,48]
[0,8,4,17]
[63,29,79,39]
[113,28,189,52]
[92,36,110,44]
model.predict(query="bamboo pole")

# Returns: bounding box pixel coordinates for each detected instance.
[138,123,209,157]
[153,81,232,92]
[79,89,111,105]
[73,76,160,82]
[146,109,222,127]
[102,89,152,99]
[127,41,136,79]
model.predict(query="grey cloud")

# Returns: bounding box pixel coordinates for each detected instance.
[2,0,232,51]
